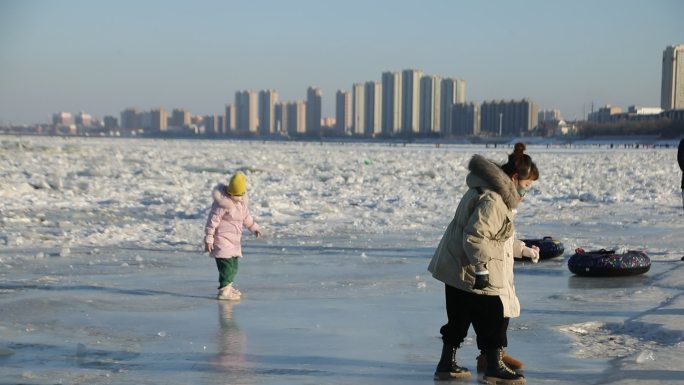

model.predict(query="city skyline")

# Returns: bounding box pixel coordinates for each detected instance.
[1,0,683,125]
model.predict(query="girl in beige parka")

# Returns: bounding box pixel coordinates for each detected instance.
[428,143,539,385]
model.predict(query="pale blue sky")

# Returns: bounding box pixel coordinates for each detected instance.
[1,0,682,124]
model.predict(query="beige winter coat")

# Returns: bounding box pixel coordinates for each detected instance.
[428,154,525,318]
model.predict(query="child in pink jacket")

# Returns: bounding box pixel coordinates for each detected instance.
[204,172,261,300]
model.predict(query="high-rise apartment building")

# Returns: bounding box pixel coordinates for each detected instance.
[141,111,152,130]
[306,87,322,134]
[103,116,118,130]
[281,101,306,135]
[203,114,219,134]
[258,89,279,135]
[225,104,236,133]
[401,69,422,134]
[150,108,168,131]
[420,75,442,134]
[441,78,466,134]
[381,71,402,136]
[452,102,480,136]
[335,90,352,134]
[352,83,366,136]
[170,109,191,128]
[481,99,538,135]
[52,112,73,126]
[120,108,143,130]
[75,112,92,126]
[274,104,283,134]
[661,44,684,110]
[235,91,258,133]
[217,115,226,134]
[538,109,562,123]
[364,81,382,136]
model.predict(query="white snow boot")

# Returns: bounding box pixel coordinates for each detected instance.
[217,284,240,301]
[228,283,242,297]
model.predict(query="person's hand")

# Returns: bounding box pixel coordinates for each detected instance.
[254,230,262,238]
[522,245,540,263]
[473,272,489,290]
[205,242,214,252]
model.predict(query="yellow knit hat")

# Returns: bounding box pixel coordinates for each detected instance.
[227,172,247,196]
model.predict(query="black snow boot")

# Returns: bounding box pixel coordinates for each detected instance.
[482,348,526,385]
[434,342,470,380]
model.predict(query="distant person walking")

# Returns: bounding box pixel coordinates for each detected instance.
[679,138,684,210]
[204,172,262,300]
[428,143,539,385]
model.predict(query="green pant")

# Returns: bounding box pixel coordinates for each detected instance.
[215,257,239,289]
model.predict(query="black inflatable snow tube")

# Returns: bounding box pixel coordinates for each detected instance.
[520,237,565,260]
[568,248,651,277]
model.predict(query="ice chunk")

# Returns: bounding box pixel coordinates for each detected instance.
[635,350,654,364]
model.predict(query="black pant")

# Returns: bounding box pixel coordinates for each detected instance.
[440,284,507,350]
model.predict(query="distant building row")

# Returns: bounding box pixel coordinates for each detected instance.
[128,69,538,138]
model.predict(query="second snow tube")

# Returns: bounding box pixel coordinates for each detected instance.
[520,236,565,260]
[568,248,651,277]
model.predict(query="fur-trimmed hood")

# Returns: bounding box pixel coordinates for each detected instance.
[212,183,249,211]
[466,154,519,210]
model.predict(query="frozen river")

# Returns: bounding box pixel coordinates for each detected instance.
[1,136,683,384]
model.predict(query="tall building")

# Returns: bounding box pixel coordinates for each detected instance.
[75,111,92,126]
[150,108,168,131]
[258,89,279,135]
[441,78,466,134]
[170,109,191,127]
[306,87,322,134]
[52,112,73,125]
[538,109,562,123]
[103,115,118,130]
[281,101,306,135]
[352,83,366,135]
[225,104,236,133]
[120,108,143,129]
[420,75,442,134]
[203,114,219,134]
[381,71,402,136]
[452,102,480,136]
[480,99,538,135]
[401,69,422,134]
[335,90,352,133]
[235,91,258,133]
[661,44,684,110]
[141,111,152,130]
[217,115,226,134]
[294,101,306,135]
[364,81,382,136]
[274,104,283,134]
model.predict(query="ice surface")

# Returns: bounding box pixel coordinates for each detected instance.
[0,136,683,384]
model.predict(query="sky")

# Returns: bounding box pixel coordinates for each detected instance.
[0,0,682,125]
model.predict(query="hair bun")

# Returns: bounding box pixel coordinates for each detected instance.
[514,142,526,155]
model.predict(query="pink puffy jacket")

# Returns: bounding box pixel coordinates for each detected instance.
[204,184,261,258]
